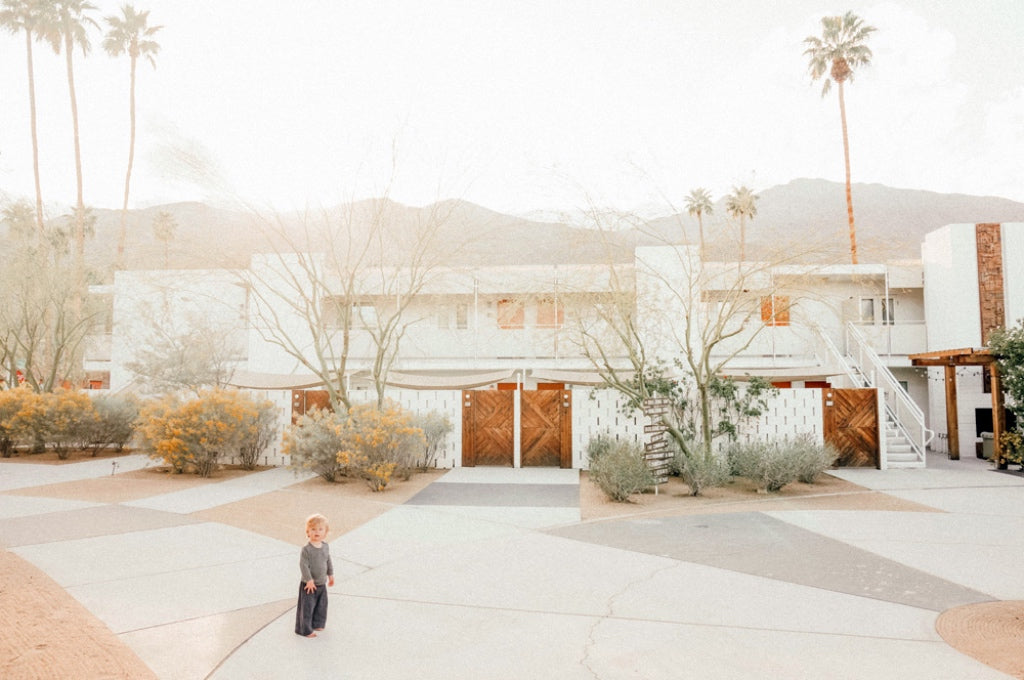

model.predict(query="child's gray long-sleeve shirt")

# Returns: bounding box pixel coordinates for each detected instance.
[299,542,333,585]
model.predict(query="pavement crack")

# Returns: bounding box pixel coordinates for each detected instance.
[580,561,679,680]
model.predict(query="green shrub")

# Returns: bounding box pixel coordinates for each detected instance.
[790,435,839,483]
[676,451,731,496]
[238,399,279,470]
[587,438,655,502]
[729,439,832,492]
[84,394,139,455]
[585,432,618,466]
[412,411,452,470]
[284,408,347,482]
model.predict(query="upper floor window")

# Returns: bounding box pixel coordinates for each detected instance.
[536,298,564,329]
[859,297,894,325]
[323,297,377,329]
[497,299,524,329]
[761,295,790,326]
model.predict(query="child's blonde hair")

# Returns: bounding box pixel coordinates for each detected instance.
[305,513,329,532]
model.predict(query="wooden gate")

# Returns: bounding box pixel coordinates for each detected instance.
[823,388,879,467]
[521,390,572,468]
[462,390,515,466]
[292,390,331,423]
[462,389,572,468]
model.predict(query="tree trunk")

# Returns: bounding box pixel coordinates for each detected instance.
[698,381,713,460]
[24,30,45,239]
[740,216,746,262]
[838,81,858,264]
[698,214,704,260]
[116,55,138,269]
[64,33,85,267]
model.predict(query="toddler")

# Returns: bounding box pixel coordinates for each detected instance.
[295,513,335,637]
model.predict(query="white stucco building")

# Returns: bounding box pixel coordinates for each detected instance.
[80,225,951,471]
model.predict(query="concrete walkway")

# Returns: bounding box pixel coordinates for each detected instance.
[3,457,1024,679]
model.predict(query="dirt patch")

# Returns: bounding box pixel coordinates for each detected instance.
[5,465,271,504]
[194,470,446,545]
[0,449,133,464]
[937,601,1024,679]
[579,471,940,521]
[0,551,157,680]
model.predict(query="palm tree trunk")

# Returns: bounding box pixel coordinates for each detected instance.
[24,30,44,239]
[740,215,746,261]
[838,81,858,264]
[116,54,138,269]
[64,32,85,267]
[698,214,704,260]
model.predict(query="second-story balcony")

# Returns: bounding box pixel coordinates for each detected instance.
[848,321,927,364]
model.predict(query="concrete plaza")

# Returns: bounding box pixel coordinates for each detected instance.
[2,454,1022,679]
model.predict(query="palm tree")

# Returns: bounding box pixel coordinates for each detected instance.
[103,4,161,269]
[40,0,98,270]
[1,199,38,241]
[0,0,53,239]
[804,12,876,265]
[725,185,758,261]
[684,187,713,259]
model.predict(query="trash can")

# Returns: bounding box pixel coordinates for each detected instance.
[980,432,994,460]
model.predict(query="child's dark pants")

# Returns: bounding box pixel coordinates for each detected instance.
[295,583,328,636]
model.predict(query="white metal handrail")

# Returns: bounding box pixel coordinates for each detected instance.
[845,322,933,462]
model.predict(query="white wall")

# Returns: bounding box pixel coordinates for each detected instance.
[922,224,981,350]
[1002,224,1024,327]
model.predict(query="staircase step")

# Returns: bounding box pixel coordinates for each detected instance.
[887,453,919,463]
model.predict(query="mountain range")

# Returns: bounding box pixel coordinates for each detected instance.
[4,178,1024,275]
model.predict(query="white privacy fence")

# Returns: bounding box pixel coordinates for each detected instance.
[572,387,825,468]
[251,385,826,470]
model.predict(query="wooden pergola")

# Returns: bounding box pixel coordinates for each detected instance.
[909,348,1005,464]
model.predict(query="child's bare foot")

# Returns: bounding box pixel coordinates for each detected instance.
[314,628,324,632]
[305,632,317,638]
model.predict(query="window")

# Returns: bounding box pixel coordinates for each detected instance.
[761,295,790,326]
[536,298,564,329]
[497,299,524,329]
[322,297,376,329]
[352,302,377,329]
[881,297,895,325]
[455,303,469,329]
[859,297,875,323]
[859,297,894,324]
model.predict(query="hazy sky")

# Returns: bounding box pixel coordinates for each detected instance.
[1,0,1022,216]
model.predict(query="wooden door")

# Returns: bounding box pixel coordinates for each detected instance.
[823,388,879,467]
[462,390,514,466]
[291,390,331,423]
[521,390,572,468]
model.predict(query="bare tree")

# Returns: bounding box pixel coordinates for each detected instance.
[243,198,458,410]
[0,221,95,391]
[569,212,828,461]
[117,272,244,395]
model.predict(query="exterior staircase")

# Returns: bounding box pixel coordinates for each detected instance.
[816,323,931,468]
[884,415,922,467]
